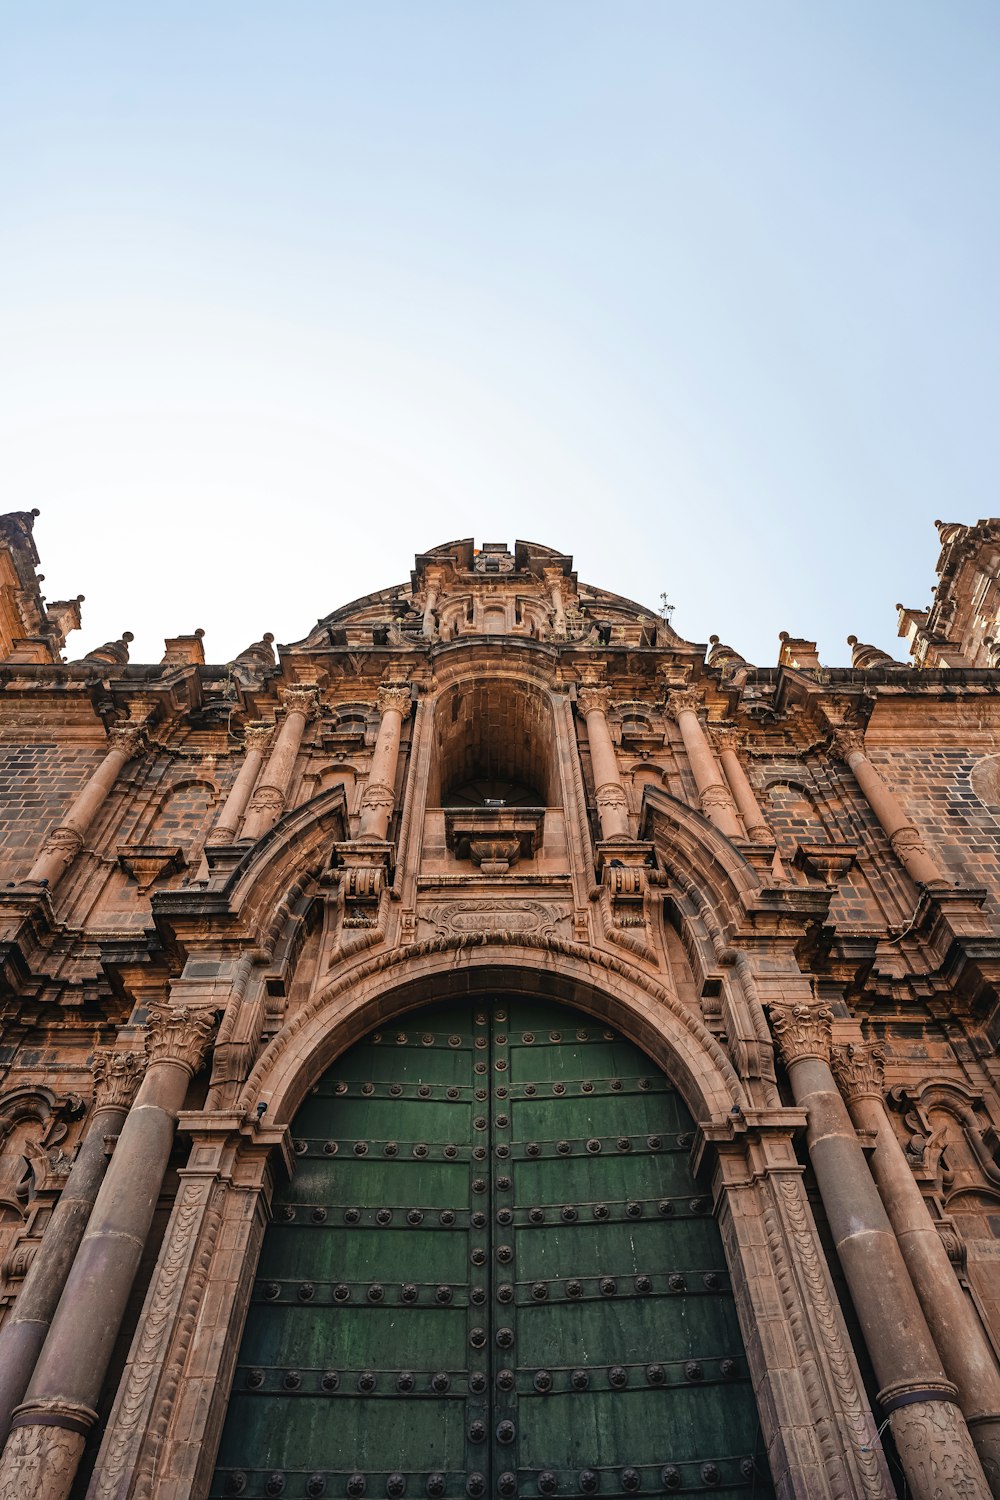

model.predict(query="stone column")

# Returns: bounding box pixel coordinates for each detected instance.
[239,688,316,843]
[0,1048,146,1445]
[577,686,631,840]
[544,566,568,638]
[0,1006,216,1500]
[771,1001,991,1500]
[832,726,945,886]
[832,1041,1000,1497]
[24,723,145,890]
[357,683,411,841]
[712,728,772,843]
[421,566,444,640]
[667,691,744,840]
[205,722,273,845]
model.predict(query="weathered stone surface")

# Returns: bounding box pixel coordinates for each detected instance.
[2,521,1000,1497]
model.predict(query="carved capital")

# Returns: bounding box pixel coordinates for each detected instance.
[243,722,274,755]
[106,722,147,760]
[577,686,611,716]
[830,725,866,761]
[709,727,741,753]
[279,686,318,719]
[666,690,703,722]
[377,684,412,716]
[38,826,84,867]
[770,1002,834,1066]
[830,1041,887,1102]
[594,781,628,812]
[145,1005,217,1075]
[91,1048,146,1112]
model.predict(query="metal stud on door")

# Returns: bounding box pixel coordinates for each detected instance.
[211,1001,772,1498]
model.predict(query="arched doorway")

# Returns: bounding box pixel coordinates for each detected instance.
[211,998,772,1498]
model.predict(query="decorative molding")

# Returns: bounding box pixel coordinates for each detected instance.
[90,1179,226,1500]
[145,1006,216,1076]
[765,1174,892,1497]
[243,784,284,820]
[769,1002,834,1066]
[425,900,562,940]
[359,780,396,813]
[117,845,185,894]
[888,825,934,864]
[35,826,84,869]
[91,1049,147,1113]
[831,1041,887,1102]
[237,932,748,1116]
[594,781,628,812]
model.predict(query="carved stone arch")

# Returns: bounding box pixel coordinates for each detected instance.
[150,784,349,965]
[0,1084,81,1223]
[240,937,748,1129]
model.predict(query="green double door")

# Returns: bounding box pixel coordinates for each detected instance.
[212,1000,771,1499]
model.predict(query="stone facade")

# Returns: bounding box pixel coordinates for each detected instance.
[1,517,1000,1496]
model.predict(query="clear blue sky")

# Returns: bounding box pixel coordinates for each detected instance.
[2,3,997,666]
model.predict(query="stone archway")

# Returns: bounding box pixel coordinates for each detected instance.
[209,992,774,1499]
[87,947,891,1500]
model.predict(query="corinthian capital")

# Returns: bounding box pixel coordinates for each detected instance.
[829,724,866,761]
[769,1002,834,1066]
[710,727,741,753]
[377,684,412,716]
[830,1041,887,1102]
[279,686,319,719]
[146,1005,217,1075]
[243,721,275,755]
[666,690,703,722]
[106,722,147,760]
[91,1048,147,1112]
[577,686,611,716]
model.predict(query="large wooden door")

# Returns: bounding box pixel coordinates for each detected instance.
[212,1000,772,1498]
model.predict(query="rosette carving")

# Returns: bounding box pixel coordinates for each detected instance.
[769,1002,834,1066]
[145,1006,217,1076]
[91,1048,147,1112]
[831,1041,887,1102]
